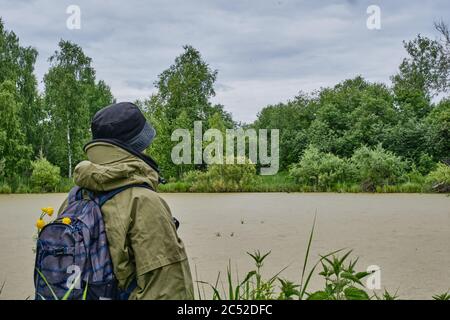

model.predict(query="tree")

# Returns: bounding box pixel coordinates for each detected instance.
[254,93,315,169]
[88,80,114,118]
[0,18,42,154]
[0,81,32,178]
[155,45,218,123]
[144,45,234,179]
[426,98,450,162]
[44,40,109,177]
[392,21,449,118]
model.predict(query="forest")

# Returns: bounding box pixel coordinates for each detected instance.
[0,18,449,194]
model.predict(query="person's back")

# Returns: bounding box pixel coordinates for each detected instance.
[58,102,194,299]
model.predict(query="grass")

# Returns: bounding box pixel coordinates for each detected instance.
[0,169,446,194]
[157,171,438,194]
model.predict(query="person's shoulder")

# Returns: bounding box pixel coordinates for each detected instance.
[129,185,161,202]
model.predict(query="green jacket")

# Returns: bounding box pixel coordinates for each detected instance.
[58,142,194,300]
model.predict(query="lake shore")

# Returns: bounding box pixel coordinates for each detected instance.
[0,193,449,299]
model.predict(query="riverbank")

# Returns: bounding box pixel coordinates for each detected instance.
[0,172,447,194]
[0,192,449,299]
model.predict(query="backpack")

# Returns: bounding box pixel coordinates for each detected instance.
[34,184,152,300]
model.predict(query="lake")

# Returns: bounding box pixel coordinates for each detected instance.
[0,193,449,299]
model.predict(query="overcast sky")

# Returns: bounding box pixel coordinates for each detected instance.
[0,0,448,122]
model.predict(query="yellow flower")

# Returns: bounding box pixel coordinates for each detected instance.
[46,207,54,216]
[36,219,46,230]
[62,217,71,225]
[41,207,54,216]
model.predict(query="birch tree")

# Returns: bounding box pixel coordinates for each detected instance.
[43,40,100,177]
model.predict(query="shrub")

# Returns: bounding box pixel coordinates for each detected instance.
[289,145,354,190]
[182,170,205,184]
[0,158,5,179]
[0,182,11,194]
[15,184,31,194]
[30,156,61,193]
[188,159,257,192]
[351,145,407,191]
[426,163,450,192]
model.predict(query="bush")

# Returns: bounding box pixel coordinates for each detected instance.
[351,145,407,191]
[30,157,61,192]
[187,159,257,192]
[0,158,5,179]
[426,163,450,192]
[0,182,11,194]
[289,145,354,190]
[182,170,205,184]
[15,184,31,194]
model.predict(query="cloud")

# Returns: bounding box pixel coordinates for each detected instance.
[0,0,448,123]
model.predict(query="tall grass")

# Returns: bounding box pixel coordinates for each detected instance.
[159,173,433,193]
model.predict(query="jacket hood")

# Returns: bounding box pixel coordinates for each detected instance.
[73,142,159,192]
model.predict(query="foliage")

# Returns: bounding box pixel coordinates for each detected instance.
[143,46,234,179]
[289,145,354,190]
[0,18,42,154]
[0,17,449,194]
[0,80,32,178]
[351,145,407,191]
[432,291,450,300]
[426,163,450,192]
[307,251,371,300]
[43,40,113,177]
[30,155,61,192]
[0,182,12,194]
[187,160,257,192]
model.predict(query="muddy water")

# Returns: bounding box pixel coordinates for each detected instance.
[0,193,449,299]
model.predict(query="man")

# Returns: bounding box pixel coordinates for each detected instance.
[58,102,194,299]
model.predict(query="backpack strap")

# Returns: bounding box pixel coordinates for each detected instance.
[68,186,83,204]
[95,184,154,207]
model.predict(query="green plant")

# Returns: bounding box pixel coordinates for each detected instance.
[188,159,257,192]
[432,291,450,300]
[30,155,61,192]
[426,163,450,192]
[198,251,286,300]
[289,145,354,190]
[351,144,407,191]
[307,251,371,300]
[0,158,5,178]
[35,268,88,300]
[0,182,11,194]
[374,289,400,300]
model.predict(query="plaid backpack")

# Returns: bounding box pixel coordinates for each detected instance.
[34,184,151,300]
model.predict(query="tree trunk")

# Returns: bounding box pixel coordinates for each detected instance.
[67,123,72,178]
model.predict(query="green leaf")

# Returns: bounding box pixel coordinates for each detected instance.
[341,272,364,286]
[62,273,81,300]
[82,279,89,300]
[355,271,371,280]
[35,268,58,300]
[307,291,329,300]
[344,286,370,300]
